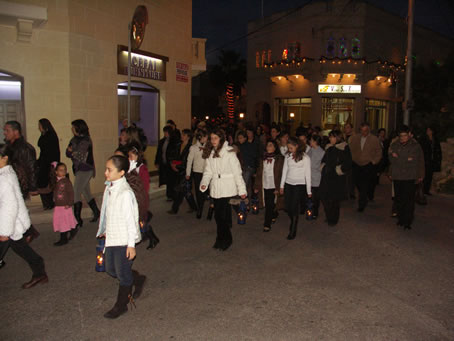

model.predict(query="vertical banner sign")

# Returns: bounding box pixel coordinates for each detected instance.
[176,62,189,82]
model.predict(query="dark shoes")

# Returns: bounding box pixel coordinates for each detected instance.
[145,226,160,250]
[132,271,147,300]
[73,202,83,228]
[88,199,100,223]
[22,274,48,289]
[54,232,68,246]
[213,239,232,251]
[287,216,298,240]
[69,227,79,240]
[104,285,133,319]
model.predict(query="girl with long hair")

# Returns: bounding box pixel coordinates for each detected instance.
[200,129,247,251]
[279,137,311,240]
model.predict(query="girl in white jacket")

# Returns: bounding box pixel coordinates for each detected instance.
[280,137,312,240]
[186,129,208,219]
[96,155,143,319]
[200,129,247,251]
[0,144,47,288]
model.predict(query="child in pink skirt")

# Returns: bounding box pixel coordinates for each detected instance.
[53,163,78,246]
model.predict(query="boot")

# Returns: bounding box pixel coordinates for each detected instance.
[54,232,68,246]
[132,270,147,300]
[104,285,133,319]
[146,225,160,250]
[88,199,100,223]
[69,226,79,240]
[196,201,204,219]
[73,202,83,228]
[287,215,298,240]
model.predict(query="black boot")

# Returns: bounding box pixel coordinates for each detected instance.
[132,270,147,299]
[74,202,83,228]
[146,225,160,249]
[88,199,100,223]
[69,226,79,240]
[104,285,133,319]
[54,232,68,246]
[196,201,204,219]
[287,215,298,240]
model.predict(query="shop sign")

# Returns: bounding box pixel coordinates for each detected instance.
[176,62,189,82]
[117,45,168,81]
[318,84,361,94]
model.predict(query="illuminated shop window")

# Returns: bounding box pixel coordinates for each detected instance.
[365,99,389,131]
[339,38,348,57]
[256,52,260,68]
[261,51,266,67]
[351,37,360,58]
[282,49,288,60]
[267,50,272,63]
[326,37,336,58]
[321,97,354,130]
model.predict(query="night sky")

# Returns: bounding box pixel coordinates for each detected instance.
[193,0,454,65]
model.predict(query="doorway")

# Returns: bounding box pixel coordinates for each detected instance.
[117,81,159,146]
[0,71,24,141]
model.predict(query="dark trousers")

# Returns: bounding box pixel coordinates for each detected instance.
[193,172,206,212]
[166,165,177,200]
[171,177,198,213]
[39,192,54,209]
[284,183,303,217]
[394,180,416,226]
[311,186,320,217]
[3,238,46,277]
[423,168,433,194]
[213,198,232,243]
[322,199,340,225]
[264,189,276,227]
[353,162,376,209]
[105,246,134,286]
[346,170,355,198]
[299,185,309,214]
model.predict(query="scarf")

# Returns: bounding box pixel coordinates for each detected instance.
[263,152,276,164]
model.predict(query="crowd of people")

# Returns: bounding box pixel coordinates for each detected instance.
[0,116,442,320]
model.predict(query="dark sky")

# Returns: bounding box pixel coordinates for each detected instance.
[193,0,454,65]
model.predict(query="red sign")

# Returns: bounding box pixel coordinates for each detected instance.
[176,62,189,82]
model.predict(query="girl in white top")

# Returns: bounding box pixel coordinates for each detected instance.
[200,128,247,251]
[186,129,208,219]
[279,137,312,240]
[96,155,142,319]
[0,144,47,288]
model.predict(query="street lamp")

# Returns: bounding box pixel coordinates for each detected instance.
[239,113,245,119]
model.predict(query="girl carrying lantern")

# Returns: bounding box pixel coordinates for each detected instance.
[200,129,247,251]
[254,140,284,232]
[96,155,145,319]
[279,137,312,240]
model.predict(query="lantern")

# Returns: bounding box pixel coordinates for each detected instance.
[251,195,259,215]
[95,237,106,272]
[305,198,314,220]
[237,200,247,225]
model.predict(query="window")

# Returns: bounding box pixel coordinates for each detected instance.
[321,97,354,130]
[351,37,360,58]
[365,99,389,131]
[327,37,336,58]
[256,52,260,68]
[267,50,272,63]
[261,50,266,67]
[339,38,348,57]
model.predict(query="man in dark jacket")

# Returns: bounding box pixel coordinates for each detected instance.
[389,125,425,230]
[4,121,37,197]
[155,125,174,201]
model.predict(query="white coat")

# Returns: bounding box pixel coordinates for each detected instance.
[186,141,206,176]
[0,165,31,241]
[200,141,247,199]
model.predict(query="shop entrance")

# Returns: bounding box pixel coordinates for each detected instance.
[321,97,354,131]
[365,99,389,132]
[0,71,24,141]
[276,97,312,135]
[117,81,159,146]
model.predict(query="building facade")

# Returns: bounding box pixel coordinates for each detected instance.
[247,0,453,134]
[0,0,205,192]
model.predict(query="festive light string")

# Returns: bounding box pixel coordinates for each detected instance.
[226,83,235,120]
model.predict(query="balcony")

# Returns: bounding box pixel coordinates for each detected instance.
[192,38,207,77]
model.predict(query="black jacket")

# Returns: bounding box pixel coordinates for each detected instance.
[420,136,442,172]
[320,142,352,201]
[37,131,60,188]
[7,137,37,196]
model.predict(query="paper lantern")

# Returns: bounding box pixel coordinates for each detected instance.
[237,200,247,225]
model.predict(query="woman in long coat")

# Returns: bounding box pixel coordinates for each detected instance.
[37,119,60,210]
[319,130,352,226]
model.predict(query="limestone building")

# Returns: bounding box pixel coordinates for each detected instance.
[247,0,453,134]
[0,0,206,192]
